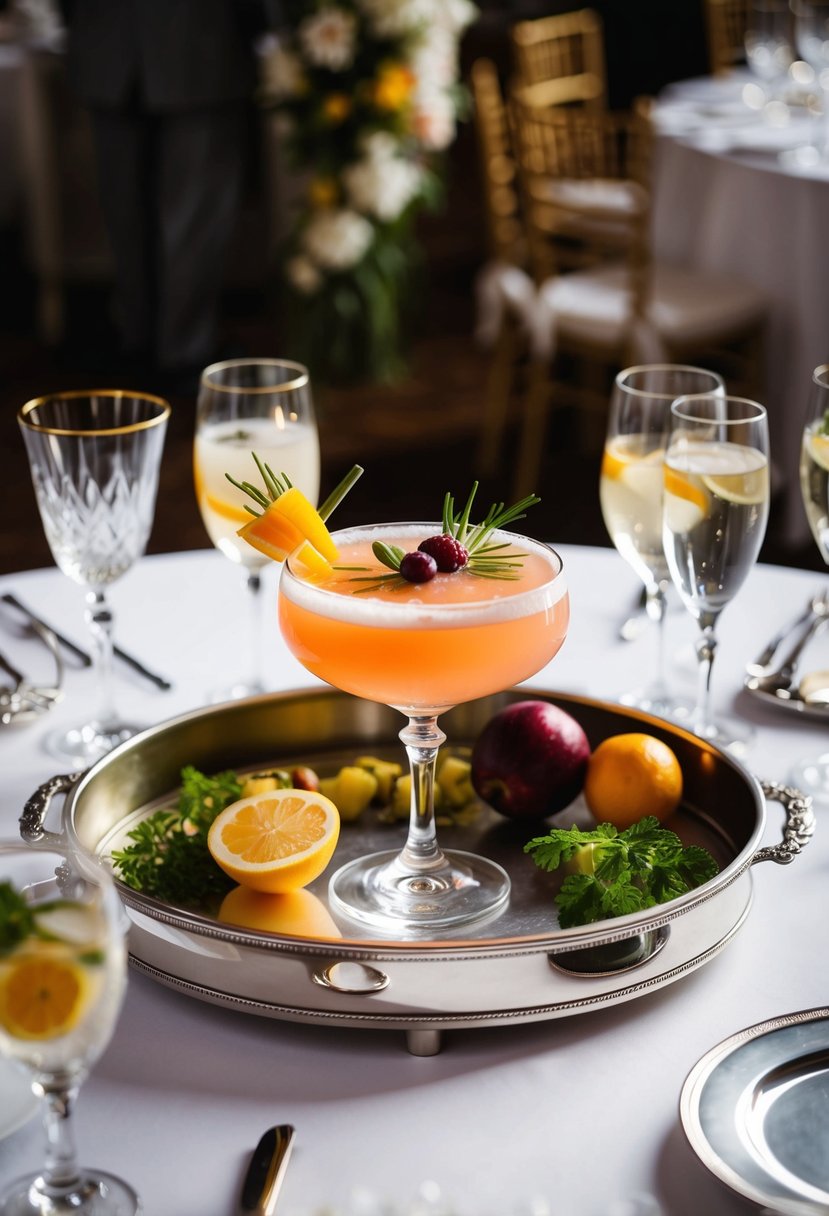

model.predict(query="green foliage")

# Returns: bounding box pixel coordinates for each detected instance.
[524,817,719,929]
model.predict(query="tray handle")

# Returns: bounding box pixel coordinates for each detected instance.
[751,781,815,866]
[20,771,83,847]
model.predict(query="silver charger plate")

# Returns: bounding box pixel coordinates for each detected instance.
[743,675,829,723]
[680,1007,829,1214]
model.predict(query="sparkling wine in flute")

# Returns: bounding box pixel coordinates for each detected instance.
[600,435,668,588]
[800,421,829,562]
[194,416,320,567]
[663,441,769,614]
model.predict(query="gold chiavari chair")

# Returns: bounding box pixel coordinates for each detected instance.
[704,0,750,74]
[506,97,768,500]
[510,8,608,112]
[470,57,536,477]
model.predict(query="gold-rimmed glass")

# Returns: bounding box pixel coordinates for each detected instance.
[18,390,170,765]
[195,358,320,701]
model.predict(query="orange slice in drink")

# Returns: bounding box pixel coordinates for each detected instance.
[193,460,251,525]
[207,788,340,893]
[237,487,338,567]
[0,952,89,1040]
[808,432,829,473]
[664,466,708,531]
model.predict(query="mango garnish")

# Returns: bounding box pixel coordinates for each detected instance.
[228,457,363,568]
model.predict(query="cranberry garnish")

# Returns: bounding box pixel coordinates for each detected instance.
[400,551,437,583]
[418,534,469,573]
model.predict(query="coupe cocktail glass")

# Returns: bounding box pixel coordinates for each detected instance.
[279,523,569,932]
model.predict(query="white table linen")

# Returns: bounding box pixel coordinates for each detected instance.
[652,73,829,549]
[0,546,826,1216]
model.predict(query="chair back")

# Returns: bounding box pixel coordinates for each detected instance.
[510,8,608,112]
[704,0,750,73]
[509,95,652,301]
[469,58,523,263]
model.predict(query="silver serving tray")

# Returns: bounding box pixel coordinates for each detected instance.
[21,688,814,1055]
[680,1007,829,1214]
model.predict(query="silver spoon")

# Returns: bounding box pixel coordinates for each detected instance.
[746,588,828,677]
[750,595,829,694]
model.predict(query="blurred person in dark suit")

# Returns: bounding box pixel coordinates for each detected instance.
[60,0,270,388]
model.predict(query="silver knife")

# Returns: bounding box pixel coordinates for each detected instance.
[1,592,173,691]
[238,1124,295,1215]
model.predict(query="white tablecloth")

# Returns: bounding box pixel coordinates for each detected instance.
[652,73,829,548]
[0,546,827,1216]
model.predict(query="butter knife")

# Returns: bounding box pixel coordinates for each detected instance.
[239,1124,295,1215]
[1,592,173,691]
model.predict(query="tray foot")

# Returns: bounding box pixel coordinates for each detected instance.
[406,1029,442,1056]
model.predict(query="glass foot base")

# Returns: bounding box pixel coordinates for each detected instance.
[688,714,755,759]
[0,1169,140,1215]
[618,687,695,723]
[328,848,511,933]
[207,680,266,704]
[44,721,144,767]
[790,754,829,805]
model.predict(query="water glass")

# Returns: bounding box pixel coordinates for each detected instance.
[18,390,170,766]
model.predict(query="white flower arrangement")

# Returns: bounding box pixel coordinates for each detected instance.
[263,0,478,383]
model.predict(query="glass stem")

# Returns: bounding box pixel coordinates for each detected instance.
[37,1076,83,1198]
[398,715,446,873]
[645,578,669,699]
[85,588,117,730]
[245,569,263,689]
[693,621,719,738]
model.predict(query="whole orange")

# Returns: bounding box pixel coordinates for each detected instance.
[583,733,683,829]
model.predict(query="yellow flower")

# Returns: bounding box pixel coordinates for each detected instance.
[371,62,415,112]
[308,177,339,208]
[321,93,352,124]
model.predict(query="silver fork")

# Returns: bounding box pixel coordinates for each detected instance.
[750,593,829,693]
[746,588,829,677]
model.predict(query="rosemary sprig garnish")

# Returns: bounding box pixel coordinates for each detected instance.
[351,483,541,591]
[225,459,364,520]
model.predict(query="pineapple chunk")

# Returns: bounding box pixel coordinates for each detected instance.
[319,766,378,821]
[241,771,291,797]
[389,773,444,821]
[355,755,403,803]
[436,755,475,809]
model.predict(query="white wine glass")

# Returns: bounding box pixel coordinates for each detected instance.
[195,358,320,701]
[663,394,770,755]
[792,0,829,161]
[793,362,829,802]
[0,840,135,1215]
[744,0,793,99]
[600,364,724,718]
[18,390,170,766]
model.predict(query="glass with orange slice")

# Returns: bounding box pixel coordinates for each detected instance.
[600,365,724,718]
[194,359,320,700]
[664,394,770,754]
[0,841,134,1215]
[794,363,829,801]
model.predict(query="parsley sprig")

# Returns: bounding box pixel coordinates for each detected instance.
[818,408,829,438]
[524,817,719,929]
[349,482,541,592]
[111,766,245,907]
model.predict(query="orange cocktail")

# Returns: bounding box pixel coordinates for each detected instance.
[279,525,568,713]
[279,522,569,933]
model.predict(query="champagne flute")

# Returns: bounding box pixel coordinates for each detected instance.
[18,390,170,766]
[195,358,320,701]
[0,840,135,1215]
[663,394,770,754]
[600,365,724,718]
[793,362,829,802]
